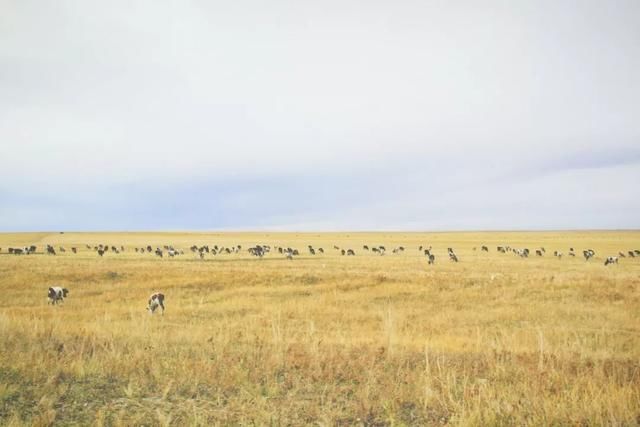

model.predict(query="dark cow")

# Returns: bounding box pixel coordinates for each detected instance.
[147,293,165,314]
[481,246,489,252]
[347,249,355,256]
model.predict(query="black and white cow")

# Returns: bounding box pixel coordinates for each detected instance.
[604,256,618,266]
[48,287,69,305]
[147,293,165,314]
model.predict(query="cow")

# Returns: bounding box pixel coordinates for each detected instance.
[363,245,369,250]
[71,247,77,254]
[341,249,346,256]
[604,256,618,266]
[318,248,324,254]
[147,293,165,314]
[481,246,489,252]
[584,249,595,261]
[427,254,435,264]
[48,287,69,305]
[347,249,355,256]
[535,250,543,256]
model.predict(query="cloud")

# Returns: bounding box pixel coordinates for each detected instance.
[1,0,639,230]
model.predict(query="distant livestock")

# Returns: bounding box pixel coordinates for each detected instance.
[48,287,69,305]
[604,256,618,266]
[147,293,165,314]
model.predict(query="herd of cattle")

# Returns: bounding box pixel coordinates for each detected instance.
[2,243,639,267]
[18,242,636,314]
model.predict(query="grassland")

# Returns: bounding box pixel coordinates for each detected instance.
[0,231,639,426]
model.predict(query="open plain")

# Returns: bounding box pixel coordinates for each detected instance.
[0,231,639,425]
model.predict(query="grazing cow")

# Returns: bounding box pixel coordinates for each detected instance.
[427,254,435,264]
[309,248,316,255]
[449,253,459,262]
[347,249,355,256]
[604,256,618,266]
[318,248,324,254]
[334,245,340,250]
[48,287,69,305]
[628,251,636,258]
[363,245,369,250]
[46,245,56,255]
[341,249,346,256]
[535,250,543,256]
[147,293,165,314]
[97,249,105,256]
[583,249,595,261]
[481,246,489,252]
[285,252,293,260]
[71,247,77,254]
[249,246,265,257]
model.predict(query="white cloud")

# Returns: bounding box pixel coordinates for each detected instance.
[1,0,639,229]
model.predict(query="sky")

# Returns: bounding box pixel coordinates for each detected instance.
[1,0,639,231]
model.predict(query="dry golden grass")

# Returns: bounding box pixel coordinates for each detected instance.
[0,231,639,425]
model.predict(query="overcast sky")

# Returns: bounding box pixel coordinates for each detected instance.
[1,0,639,231]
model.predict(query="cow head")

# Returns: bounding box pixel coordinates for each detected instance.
[62,288,69,297]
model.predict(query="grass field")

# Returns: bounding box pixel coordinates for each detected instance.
[0,231,639,426]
